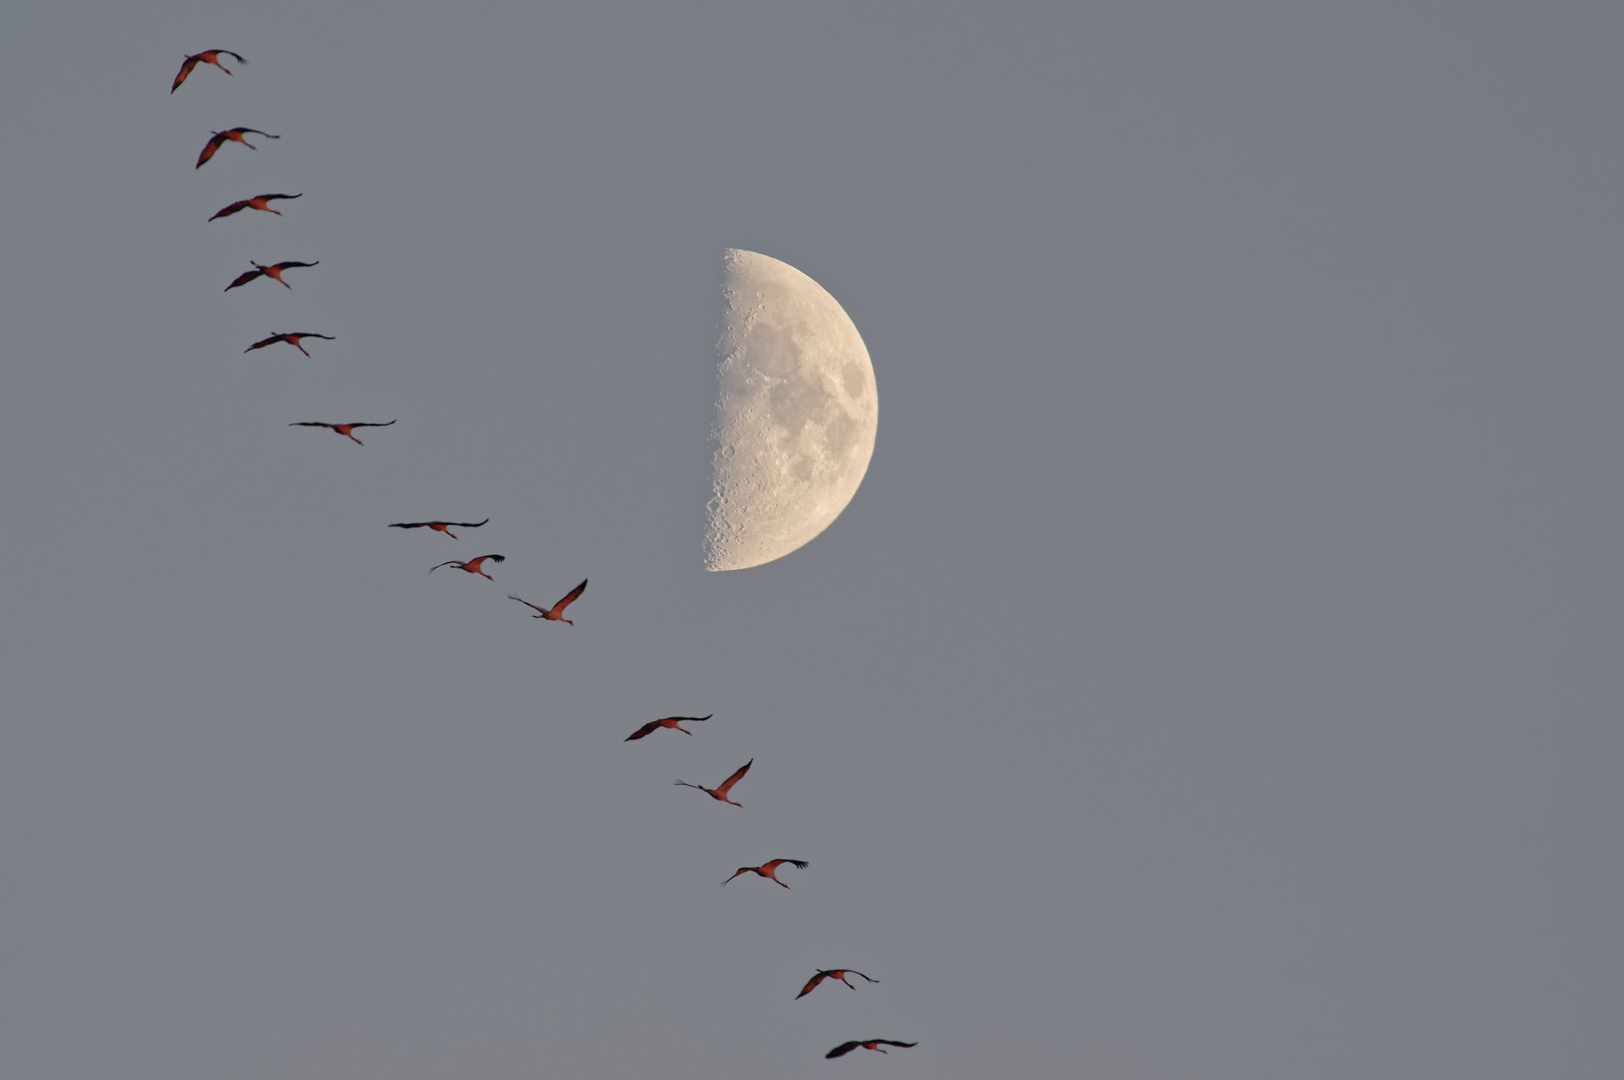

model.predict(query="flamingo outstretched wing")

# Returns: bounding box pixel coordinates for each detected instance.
[713,759,753,799]
[551,579,587,615]
[797,971,832,998]
[170,56,202,92]
[224,268,264,291]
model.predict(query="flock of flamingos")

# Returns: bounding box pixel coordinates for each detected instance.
[176,47,916,1064]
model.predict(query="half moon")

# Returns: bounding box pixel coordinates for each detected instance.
[705,249,878,572]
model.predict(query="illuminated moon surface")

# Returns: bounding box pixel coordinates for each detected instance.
[705,249,878,572]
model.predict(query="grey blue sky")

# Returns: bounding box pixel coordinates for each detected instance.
[1,3,1620,1078]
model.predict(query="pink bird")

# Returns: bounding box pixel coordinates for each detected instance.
[389,519,489,539]
[196,127,279,169]
[825,1040,917,1059]
[171,50,246,93]
[507,580,587,624]
[244,332,334,357]
[796,969,879,999]
[721,858,808,888]
[209,193,301,221]
[225,260,319,292]
[624,715,712,741]
[430,554,505,581]
[675,759,752,807]
[289,420,395,446]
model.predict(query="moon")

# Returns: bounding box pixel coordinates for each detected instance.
[704,249,878,572]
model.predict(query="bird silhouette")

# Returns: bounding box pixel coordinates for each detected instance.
[289,420,395,446]
[209,193,301,221]
[389,519,489,539]
[825,1040,917,1059]
[171,50,246,93]
[195,127,278,169]
[796,969,879,999]
[624,715,712,741]
[430,555,505,581]
[674,759,752,807]
[244,332,334,357]
[507,580,587,624]
[225,261,319,292]
[721,858,808,888]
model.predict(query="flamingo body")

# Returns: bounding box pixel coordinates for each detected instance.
[721,857,808,888]
[625,715,712,741]
[225,261,319,292]
[210,193,301,221]
[430,555,505,581]
[675,759,752,807]
[196,127,279,169]
[796,969,879,999]
[389,519,489,539]
[825,1040,917,1059]
[245,332,334,357]
[171,50,246,93]
[507,580,587,624]
[290,420,395,446]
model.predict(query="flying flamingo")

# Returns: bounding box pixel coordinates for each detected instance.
[210,193,301,221]
[507,580,587,624]
[244,332,334,357]
[289,419,396,446]
[825,1040,917,1060]
[170,50,246,93]
[389,519,489,539]
[430,555,505,581]
[796,969,879,999]
[721,858,809,888]
[225,260,319,292]
[624,715,712,741]
[674,759,752,807]
[195,127,279,169]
